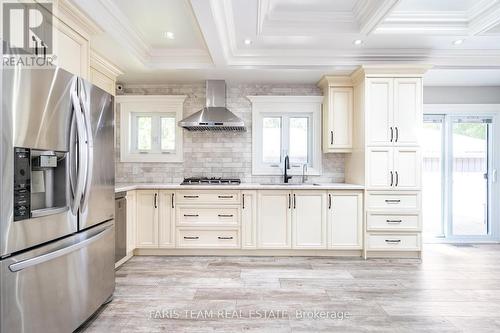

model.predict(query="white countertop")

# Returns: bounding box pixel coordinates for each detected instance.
[115,182,364,192]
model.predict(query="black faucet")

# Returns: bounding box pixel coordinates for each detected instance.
[284,155,292,183]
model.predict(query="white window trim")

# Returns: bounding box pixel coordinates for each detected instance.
[117,95,186,163]
[248,95,323,175]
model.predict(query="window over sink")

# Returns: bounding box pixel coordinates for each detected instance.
[248,96,322,175]
[117,95,186,162]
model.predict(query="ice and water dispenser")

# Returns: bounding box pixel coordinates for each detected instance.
[14,147,69,221]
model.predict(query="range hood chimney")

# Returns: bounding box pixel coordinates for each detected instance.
[178,80,245,131]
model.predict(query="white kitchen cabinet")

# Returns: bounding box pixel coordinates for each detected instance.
[317,77,354,153]
[366,77,421,147]
[52,20,89,78]
[323,87,353,152]
[257,191,291,249]
[366,78,393,146]
[367,147,420,190]
[241,191,257,249]
[125,190,136,254]
[393,78,422,146]
[292,191,327,249]
[135,190,158,248]
[328,192,363,249]
[158,191,175,248]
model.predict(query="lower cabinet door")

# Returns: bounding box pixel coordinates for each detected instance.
[241,191,257,249]
[158,191,175,248]
[257,191,291,249]
[292,191,327,249]
[135,190,158,248]
[328,192,363,249]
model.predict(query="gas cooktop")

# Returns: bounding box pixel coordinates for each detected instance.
[180,177,241,185]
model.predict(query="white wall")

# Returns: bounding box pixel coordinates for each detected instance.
[424,86,500,104]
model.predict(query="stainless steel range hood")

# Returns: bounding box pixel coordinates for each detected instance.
[178,80,245,131]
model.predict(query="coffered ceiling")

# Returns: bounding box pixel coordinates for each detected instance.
[72,0,500,84]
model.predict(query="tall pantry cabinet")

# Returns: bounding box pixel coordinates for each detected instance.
[345,65,428,259]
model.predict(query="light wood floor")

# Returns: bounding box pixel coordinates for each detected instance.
[80,244,500,332]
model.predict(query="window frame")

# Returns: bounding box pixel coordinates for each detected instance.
[117,95,186,163]
[249,96,323,175]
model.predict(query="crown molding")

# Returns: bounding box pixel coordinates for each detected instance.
[116,95,187,105]
[52,0,103,37]
[90,50,123,78]
[356,0,401,35]
[317,75,353,89]
[350,64,433,80]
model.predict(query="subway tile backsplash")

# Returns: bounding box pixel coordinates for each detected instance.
[115,82,345,184]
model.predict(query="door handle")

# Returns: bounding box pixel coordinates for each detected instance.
[218,195,234,199]
[386,219,402,224]
[390,127,393,142]
[330,131,334,145]
[288,194,291,209]
[171,193,175,208]
[293,194,296,209]
[385,199,401,204]
[154,193,157,208]
[183,214,198,217]
[9,225,112,272]
[385,239,401,244]
[395,171,399,187]
[79,78,93,213]
[390,171,394,187]
[183,236,199,240]
[184,195,199,198]
[70,88,87,215]
[395,127,399,142]
[218,214,234,218]
[218,236,234,240]
[242,194,245,209]
[328,194,331,210]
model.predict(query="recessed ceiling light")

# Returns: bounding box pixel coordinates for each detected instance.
[452,39,464,45]
[163,31,175,39]
[244,39,252,45]
[353,39,363,45]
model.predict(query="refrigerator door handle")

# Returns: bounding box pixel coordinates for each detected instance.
[70,89,87,215]
[8,226,113,272]
[79,79,94,212]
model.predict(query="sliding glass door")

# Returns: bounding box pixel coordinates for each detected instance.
[423,114,495,241]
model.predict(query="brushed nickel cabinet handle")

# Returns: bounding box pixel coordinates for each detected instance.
[183,236,199,240]
[218,236,233,240]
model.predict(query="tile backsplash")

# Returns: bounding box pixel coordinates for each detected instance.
[115,82,345,184]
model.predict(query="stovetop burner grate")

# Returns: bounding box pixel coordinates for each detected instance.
[181,177,241,185]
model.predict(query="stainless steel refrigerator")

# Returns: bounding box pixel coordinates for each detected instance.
[0,66,115,333]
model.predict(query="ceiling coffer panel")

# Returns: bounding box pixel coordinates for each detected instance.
[178,80,246,131]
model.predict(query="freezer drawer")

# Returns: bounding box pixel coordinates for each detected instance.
[0,221,115,333]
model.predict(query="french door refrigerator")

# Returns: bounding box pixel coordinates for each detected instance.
[0,66,115,333]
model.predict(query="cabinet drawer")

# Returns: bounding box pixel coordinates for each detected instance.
[367,212,420,231]
[176,228,240,248]
[367,192,420,211]
[176,191,239,204]
[177,207,239,226]
[366,233,420,251]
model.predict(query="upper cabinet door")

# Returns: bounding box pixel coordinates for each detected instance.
[292,191,327,249]
[53,21,89,79]
[324,87,353,152]
[257,191,291,249]
[367,147,394,190]
[366,78,394,146]
[393,78,422,146]
[393,148,421,190]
